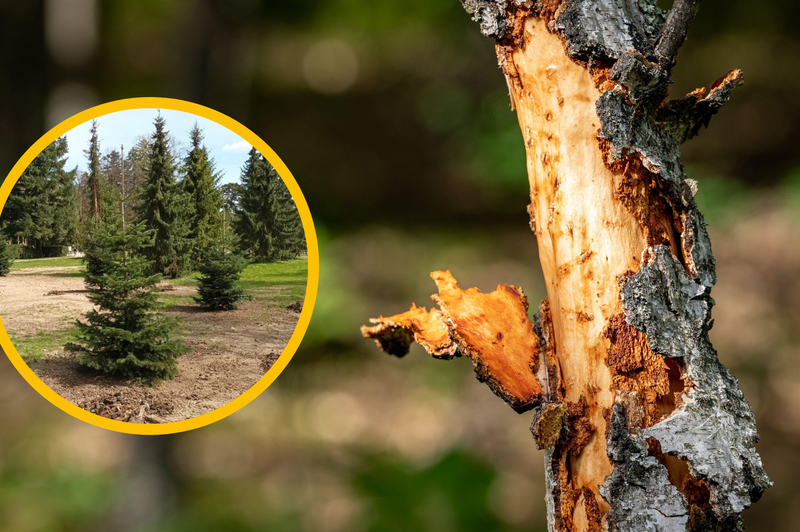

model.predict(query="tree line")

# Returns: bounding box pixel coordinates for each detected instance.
[1,114,304,270]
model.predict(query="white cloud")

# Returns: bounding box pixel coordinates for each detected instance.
[222,139,251,152]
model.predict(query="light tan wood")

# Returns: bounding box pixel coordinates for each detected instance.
[505,17,649,516]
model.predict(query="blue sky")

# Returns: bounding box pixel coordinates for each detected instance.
[63,109,253,185]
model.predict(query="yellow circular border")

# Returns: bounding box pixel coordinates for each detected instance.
[0,97,318,435]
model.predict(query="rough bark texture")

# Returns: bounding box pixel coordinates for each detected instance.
[362,1,770,530]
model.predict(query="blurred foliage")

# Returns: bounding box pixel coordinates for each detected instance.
[1,0,800,531]
[354,451,522,532]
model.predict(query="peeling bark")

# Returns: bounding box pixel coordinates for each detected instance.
[362,271,544,412]
[362,0,770,530]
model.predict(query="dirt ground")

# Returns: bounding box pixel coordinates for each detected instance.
[0,266,300,423]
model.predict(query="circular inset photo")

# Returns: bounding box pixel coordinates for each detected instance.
[0,98,318,434]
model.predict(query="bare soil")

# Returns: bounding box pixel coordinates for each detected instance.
[0,266,300,423]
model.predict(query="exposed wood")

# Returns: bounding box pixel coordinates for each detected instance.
[362,271,544,412]
[361,304,457,359]
[363,1,770,530]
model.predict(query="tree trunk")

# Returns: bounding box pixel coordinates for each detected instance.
[362,1,770,531]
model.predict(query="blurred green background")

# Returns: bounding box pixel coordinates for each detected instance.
[1,0,799,530]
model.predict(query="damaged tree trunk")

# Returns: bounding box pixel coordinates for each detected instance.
[362,1,770,531]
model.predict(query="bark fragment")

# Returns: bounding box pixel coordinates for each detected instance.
[460,0,519,39]
[431,270,544,411]
[361,305,457,359]
[531,401,568,450]
[362,271,545,413]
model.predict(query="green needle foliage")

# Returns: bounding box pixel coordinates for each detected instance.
[4,137,78,258]
[195,213,249,311]
[67,221,188,383]
[183,124,223,266]
[271,180,305,260]
[234,148,305,262]
[138,113,190,278]
[83,120,116,225]
[235,148,275,262]
[0,232,13,276]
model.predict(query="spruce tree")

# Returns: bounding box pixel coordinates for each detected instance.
[82,222,116,281]
[84,120,114,223]
[138,114,190,278]
[125,136,151,209]
[5,137,78,257]
[103,148,125,202]
[0,232,13,276]
[183,124,223,265]
[234,148,275,262]
[67,221,188,383]
[271,180,305,260]
[195,210,249,311]
[234,149,304,262]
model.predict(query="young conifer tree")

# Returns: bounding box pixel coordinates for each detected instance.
[183,124,223,265]
[138,114,189,278]
[195,209,249,311]
[0,231,13,276]
[67,221,188,383]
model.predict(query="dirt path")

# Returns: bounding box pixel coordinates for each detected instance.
[0,266,93,334]
[0,268,300,423]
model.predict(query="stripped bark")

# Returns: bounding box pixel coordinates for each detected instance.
[362,1,770,530]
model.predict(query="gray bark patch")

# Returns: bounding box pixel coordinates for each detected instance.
[600,402,689,532]
[460,0,513,39]
[552,0,665,61]
[621,245,772,520]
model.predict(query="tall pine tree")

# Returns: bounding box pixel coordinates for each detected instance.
[183,124,223,265]
[4,137,78,257]
[234,148,275,262]
[234,148,304,262]
[125,136,151,208]
[84,120,115,223]
[271,180,305,260]
[138,114,189,278]
[67,221,187,383]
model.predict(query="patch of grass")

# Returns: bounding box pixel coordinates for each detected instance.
[166,258,308,307]
[11,327,80,363]
[166,272,201,287]
[159,293,196,309]
[10,257,83,271]
[240,259,308,305]
[239,259,308,285]
[47,270,86,278]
